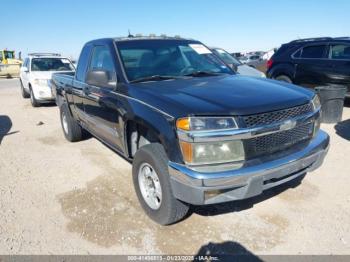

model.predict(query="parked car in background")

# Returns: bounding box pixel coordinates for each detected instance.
[52,35,328,225]
[20,53,75,107]
[262,48,276,60]
[266,37,350,97]
[211,47,265,77]
[239,54,262,68]
[231,52,243,59]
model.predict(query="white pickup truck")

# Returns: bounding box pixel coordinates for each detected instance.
[19,53,75,107]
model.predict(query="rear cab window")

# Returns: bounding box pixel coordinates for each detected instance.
[76,44,92,82]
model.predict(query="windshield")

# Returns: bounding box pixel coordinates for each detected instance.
[212,48,241,66]
[31,58,75,71]
[4,51,14,59]
[116,40,232,82]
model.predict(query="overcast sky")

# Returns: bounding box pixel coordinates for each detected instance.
[3,0,349,59]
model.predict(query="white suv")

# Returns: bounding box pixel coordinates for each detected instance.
[20,53,75,107]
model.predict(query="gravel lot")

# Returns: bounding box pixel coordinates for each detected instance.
[0,78,350,255]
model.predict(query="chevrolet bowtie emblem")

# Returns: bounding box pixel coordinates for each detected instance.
[279,120,297,131]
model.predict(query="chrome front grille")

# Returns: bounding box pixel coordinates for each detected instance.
[244,122,314,159]
[242,103,313,128]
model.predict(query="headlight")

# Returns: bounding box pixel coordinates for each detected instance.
[177,117,237,131]
[311,94,321,111]
[179,140,244,165]
[33,79,49,86]
[177,117,242,165]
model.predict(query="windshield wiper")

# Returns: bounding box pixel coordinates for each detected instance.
[183,71,224,77]
[130,75,180,83]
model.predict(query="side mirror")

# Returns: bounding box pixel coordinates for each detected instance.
[86,70,116,88]
[21,66,29,72]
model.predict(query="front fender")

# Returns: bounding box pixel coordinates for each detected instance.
[121,97,183,163]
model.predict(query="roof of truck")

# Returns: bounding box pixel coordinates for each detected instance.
[84,35,197,46]
[113,35,193,42]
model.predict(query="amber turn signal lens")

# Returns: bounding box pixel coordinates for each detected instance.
[179,141,193,163]
[176,117,190,131]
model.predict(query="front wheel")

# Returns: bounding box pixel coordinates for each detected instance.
[30,88,40,107]
[20,80,30,98]
[132,143,189,225]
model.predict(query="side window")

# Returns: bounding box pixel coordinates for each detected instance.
[301,45,327,59]
[89,45,116,83]
[330,44,350,60]
[22,58,29,68]
[76,44,92,82]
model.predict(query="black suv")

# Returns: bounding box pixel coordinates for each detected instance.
[267,37,350,96]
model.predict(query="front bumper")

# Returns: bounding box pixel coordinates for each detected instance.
[168,130,329,205]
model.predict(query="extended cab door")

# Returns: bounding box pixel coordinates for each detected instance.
[71,44,92,119]
[327,43,350,91]
[83,44,124,151]
[293,44,329,87]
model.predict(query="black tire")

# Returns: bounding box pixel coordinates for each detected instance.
[29,87,40,107]
[275,75,292,83]
[132,143,189,225]
[20,80,30,98]
[59,103,83,142]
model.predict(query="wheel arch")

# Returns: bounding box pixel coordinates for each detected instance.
[123,113,182,163]
[269,62,295,80]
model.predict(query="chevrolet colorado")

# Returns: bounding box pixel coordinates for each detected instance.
[52,36,329,225]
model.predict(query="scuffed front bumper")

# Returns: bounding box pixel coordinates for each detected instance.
[168,130,329,205]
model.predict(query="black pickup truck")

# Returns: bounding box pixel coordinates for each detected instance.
[52,36,329,225]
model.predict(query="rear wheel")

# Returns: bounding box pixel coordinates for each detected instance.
[59,103,83,142]
[20,80,30,98]
[132,143,189,225]
[30,87,40,107]
[275,75,292,83]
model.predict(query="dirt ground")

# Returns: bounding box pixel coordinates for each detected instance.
[0,78,350,255]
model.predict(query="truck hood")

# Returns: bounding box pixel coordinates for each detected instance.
[30,71,73,80]
[128,75,314,118]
